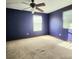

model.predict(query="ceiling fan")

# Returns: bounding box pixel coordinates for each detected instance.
[7,0,46,14]
[22,0,46,13]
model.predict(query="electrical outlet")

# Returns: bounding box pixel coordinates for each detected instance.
[26,33,30,35]
[59,34,61,36]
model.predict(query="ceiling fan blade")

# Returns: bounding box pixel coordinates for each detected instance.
[31,0,34,2]
[27,7,31,9]
[36,3,45,7]
[22,2,30,5]
[36,7,44,12]
[22,7,31,10]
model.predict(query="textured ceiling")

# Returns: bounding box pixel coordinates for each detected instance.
[6,0,72,13]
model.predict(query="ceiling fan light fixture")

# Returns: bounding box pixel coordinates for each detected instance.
[32,11,34,14]
[32,8,35,14]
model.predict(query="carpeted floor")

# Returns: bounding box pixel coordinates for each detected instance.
[6,35,72,59]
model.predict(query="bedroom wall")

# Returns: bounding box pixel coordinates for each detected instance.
[6,8,49,41]
[6,5,72,41]
[49,5,72,41]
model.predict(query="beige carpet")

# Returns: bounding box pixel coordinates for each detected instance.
[6,35,72,59]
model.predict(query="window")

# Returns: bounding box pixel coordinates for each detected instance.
[33,15,42,31]
[63,10,72,29]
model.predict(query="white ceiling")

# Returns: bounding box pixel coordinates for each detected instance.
[6,0,72,13]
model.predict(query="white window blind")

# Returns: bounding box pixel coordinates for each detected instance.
[33,15,42,31]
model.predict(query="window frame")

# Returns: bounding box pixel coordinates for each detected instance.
[33,14,43,32]
[63,9,72,29]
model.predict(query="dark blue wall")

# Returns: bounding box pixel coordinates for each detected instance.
[49,10,63,39]
[49,5,72,41]
[6,5,72,41]
[6,8,49,41]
